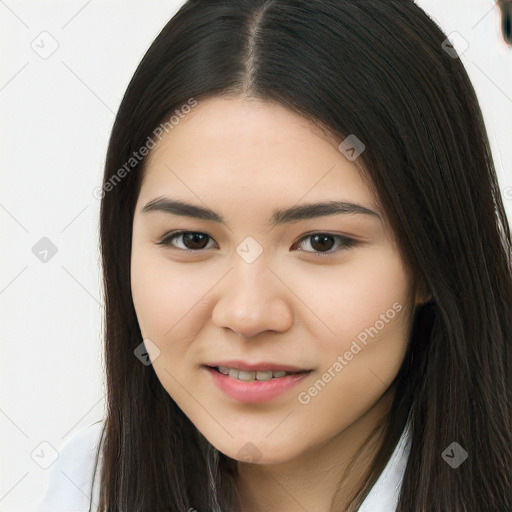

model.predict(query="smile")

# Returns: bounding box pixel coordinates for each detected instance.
[215,366,304,381]
[204,366,312,403]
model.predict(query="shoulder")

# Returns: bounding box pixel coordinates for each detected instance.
[35,419,105,512]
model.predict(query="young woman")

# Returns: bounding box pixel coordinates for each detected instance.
[36,1,512,511]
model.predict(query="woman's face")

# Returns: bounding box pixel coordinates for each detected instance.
[131,97,424,464]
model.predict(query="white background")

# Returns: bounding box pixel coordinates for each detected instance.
[0,1,510,510]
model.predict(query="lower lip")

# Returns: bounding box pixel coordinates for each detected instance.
[205,366,311,403]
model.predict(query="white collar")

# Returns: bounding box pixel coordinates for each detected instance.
[357,416,412,512]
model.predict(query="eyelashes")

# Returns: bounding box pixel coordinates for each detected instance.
[156,230,358,257]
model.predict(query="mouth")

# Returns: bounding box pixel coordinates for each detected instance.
[206,365,312,382]
[204,364,313,403]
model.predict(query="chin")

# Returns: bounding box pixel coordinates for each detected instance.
[211,438,301,466]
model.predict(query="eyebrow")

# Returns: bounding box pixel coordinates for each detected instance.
[141,197,381,229]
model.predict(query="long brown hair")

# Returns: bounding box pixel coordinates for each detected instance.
[94,1,512,510]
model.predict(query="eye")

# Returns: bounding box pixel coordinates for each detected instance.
[291,232,358,257]
[157,231,216,252]
[157,230,357,256]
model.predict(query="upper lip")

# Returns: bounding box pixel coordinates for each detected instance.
[205,359,311,372]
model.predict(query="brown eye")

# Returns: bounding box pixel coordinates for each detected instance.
[158,231,215,251]
[309,234,336,252]
[292,233,357,256]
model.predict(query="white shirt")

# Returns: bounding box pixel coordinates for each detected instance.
[35,417,412,511]
[36,420,104,512]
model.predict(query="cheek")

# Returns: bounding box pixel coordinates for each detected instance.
[287,246,412,351]
[291,248,412,416]
[130,246,217,349]
[130,247,183,339]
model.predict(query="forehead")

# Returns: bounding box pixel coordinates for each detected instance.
[139,97,379,215]
[148,96,341,158]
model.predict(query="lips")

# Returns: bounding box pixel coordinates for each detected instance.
[205,365,312,403]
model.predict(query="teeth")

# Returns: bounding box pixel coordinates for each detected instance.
[217,366,298,381]
[256,370,273,381]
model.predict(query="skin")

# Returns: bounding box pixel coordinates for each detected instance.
[130,97,429,511]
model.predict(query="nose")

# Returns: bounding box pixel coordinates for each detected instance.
[211,257,294,339]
